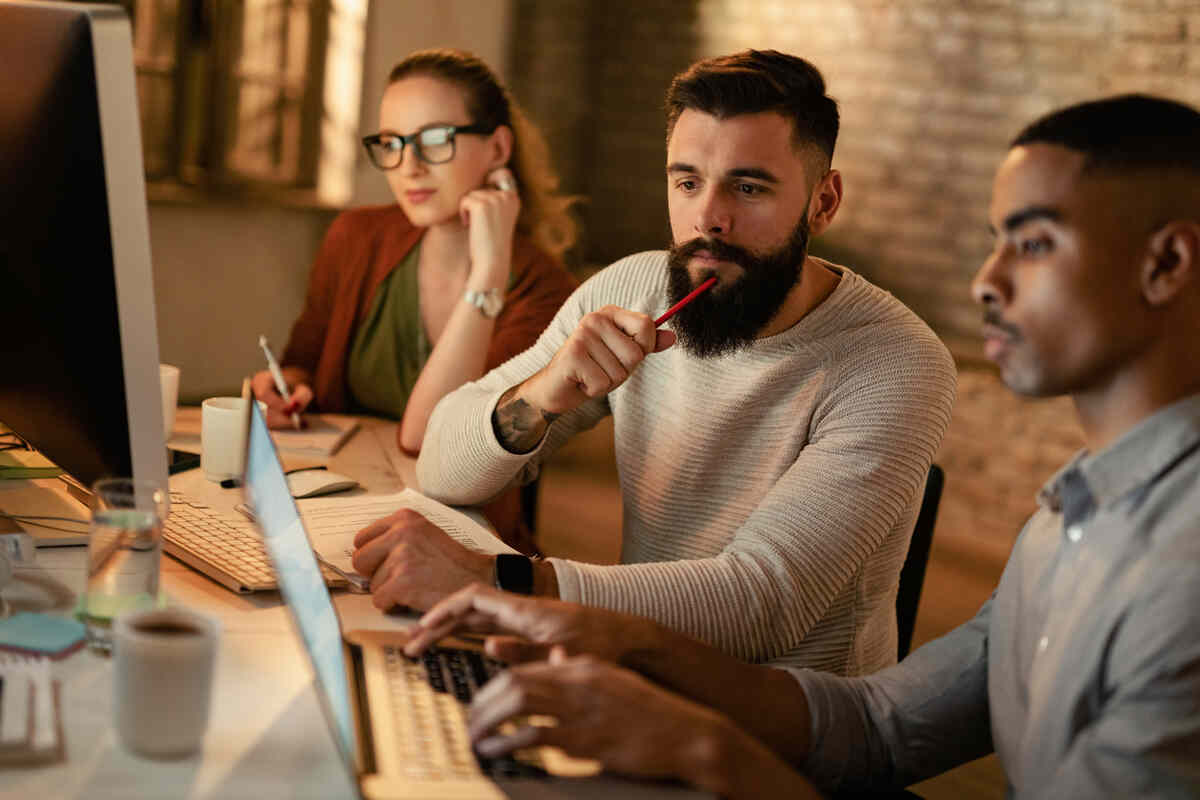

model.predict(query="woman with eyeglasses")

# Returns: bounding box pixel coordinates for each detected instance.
[251,49,578,552]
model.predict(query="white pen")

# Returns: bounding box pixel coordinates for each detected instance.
[258,335,302,430]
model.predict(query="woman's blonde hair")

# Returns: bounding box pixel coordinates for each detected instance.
[388,49,578,260]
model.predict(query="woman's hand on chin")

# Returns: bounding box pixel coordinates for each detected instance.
[459,166,520,288]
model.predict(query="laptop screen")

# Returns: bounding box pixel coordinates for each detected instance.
[243,399,357,767]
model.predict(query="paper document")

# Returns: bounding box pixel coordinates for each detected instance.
[297,488,518,577]
[272,414,360,457]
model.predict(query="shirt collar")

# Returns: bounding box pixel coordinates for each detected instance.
[1037,392,1200,518]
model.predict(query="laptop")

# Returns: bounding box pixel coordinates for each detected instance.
[241,397,707,799]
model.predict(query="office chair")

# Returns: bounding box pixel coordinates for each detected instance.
[896,463,944,661]
[520,478,540,535]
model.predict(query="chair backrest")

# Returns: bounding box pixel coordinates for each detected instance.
[896,463,944,660]
[520,477,540,535]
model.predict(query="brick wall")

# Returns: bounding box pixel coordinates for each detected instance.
[509,0,1200,355]
[507,1,1187,574]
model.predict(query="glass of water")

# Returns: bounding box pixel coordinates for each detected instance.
[81,478,168,654]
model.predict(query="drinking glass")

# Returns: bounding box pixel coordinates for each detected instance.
[81,478,168,654]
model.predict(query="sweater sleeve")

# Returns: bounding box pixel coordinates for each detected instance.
[548,325,957,663]
[281,210,357,379]
[417,270,615,502]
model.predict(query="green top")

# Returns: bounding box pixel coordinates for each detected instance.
[346,244,430,419]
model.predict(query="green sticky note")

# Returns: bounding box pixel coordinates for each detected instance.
[0,613,86,659]
[0,451,61,479]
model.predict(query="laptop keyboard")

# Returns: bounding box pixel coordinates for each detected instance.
[383,645,548,781]
[163,492,344,593]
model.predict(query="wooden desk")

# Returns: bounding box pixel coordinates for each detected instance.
[1,411,418,799]
[1,411,705,800]
[168,406,419,492]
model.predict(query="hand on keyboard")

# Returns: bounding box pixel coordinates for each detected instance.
[403,583,653,665]
[468,649,708,782]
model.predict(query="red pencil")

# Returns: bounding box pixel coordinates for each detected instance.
[654,276,717,327]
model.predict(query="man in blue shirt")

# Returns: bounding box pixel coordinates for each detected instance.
[405,93,1200,798]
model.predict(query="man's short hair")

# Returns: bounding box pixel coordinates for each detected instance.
[1012,94,1200,173]
[665,50,839,165]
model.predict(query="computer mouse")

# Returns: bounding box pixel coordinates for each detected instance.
[285,469,360,499]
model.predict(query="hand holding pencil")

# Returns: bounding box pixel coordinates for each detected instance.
[517,278,716,417]
[250,336,314,430]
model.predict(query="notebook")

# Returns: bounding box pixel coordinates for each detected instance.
[241,392,703,799]
[271,414,360,457]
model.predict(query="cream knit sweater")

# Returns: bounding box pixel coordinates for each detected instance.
[418,252,956,675]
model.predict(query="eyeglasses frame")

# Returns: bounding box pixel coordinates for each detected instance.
[361,123,497,169]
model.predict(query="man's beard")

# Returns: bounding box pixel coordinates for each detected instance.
[666,214,810,358]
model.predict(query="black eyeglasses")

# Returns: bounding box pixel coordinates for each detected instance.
[362,123,495,169]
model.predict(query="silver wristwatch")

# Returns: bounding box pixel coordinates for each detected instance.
[463,287,504,318]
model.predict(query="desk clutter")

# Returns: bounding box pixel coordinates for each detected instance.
[0,653,64,765]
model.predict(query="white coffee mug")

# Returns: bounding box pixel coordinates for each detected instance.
[159,364,180,441]
[112,606,220,759]
[200,397,264,482]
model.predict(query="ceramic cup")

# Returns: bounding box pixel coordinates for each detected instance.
[112,606,220,759]
[200,397,265,482]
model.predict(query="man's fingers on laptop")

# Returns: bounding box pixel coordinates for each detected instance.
[486,636,551,664]
[475,725,544,758]
[471,656,724,780]
[405,583,517,655]
[468,667,555,740]
[404,609,498,656]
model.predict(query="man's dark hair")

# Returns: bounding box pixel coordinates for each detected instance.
[1012,94,1200,173]
[665,50,839,164]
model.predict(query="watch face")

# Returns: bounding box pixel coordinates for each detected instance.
[467,288,504,318]
[495,553,533,594]
[481,289,503,317]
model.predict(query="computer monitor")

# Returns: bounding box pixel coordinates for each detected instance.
[0,1,167,496]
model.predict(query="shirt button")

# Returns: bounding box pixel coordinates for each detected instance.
[1038,636,1049,653]
[1066,524,1083,543]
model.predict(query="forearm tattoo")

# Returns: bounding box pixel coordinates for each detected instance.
[492,385,559,454]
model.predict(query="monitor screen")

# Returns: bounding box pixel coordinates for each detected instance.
[0,2,166,493]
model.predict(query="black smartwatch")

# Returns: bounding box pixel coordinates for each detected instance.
[493,553,534,595]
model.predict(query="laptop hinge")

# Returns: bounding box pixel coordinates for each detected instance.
[348,641,378,776]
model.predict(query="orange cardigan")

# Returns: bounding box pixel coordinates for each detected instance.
[281,204,578,550]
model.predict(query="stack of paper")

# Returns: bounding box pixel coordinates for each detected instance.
[0,654,63,765]
[298,488,518,579]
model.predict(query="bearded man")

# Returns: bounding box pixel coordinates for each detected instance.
[353,50,957,674]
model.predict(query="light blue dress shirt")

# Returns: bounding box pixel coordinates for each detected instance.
[789,393,1200,798]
